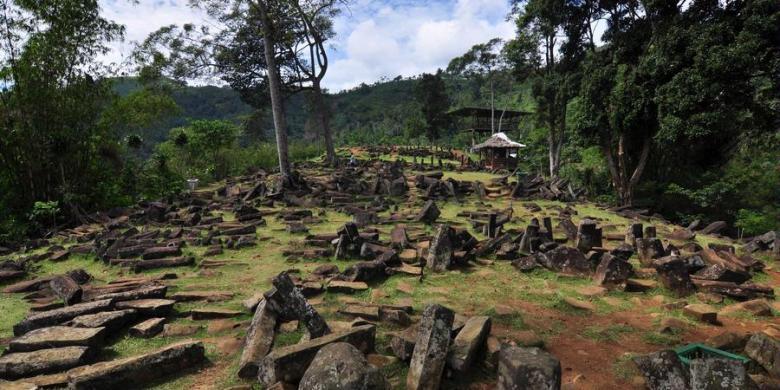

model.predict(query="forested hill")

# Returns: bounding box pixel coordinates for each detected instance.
[113,75,529,148]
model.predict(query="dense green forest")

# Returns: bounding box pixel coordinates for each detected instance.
[0,0,778,244]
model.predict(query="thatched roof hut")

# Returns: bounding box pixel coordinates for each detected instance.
[473,132,525,170]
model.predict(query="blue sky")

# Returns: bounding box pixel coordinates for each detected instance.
[99,0,515,91]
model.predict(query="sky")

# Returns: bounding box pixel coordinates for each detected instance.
[99,0,516,92]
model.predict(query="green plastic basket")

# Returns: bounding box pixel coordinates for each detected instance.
[675,343,750,366]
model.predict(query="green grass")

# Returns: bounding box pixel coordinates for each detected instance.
[582,324,635,342]
[612,353,641,382]
[642,331,683,346]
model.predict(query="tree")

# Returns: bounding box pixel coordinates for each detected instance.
[447,38,505,133]
[505,0,593,179]
[576,0,779,206]
[134,0,345,179]
[415,71,450,142]
[0,0,125,227]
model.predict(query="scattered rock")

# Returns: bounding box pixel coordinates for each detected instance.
[238,300,277,379]
[683,304,718,324]
[298,342,389,390]
[447,316,491,372]
[633,350,689,390]
[690,357,751,390]
[129,318,166,338]
[0,346,92,380]
[14,299,114,336]
[745,333,780,377]
[257,325,376,386]
[497,346,561,390]
[406,304,454,390]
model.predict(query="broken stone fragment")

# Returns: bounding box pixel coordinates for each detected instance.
[593,253,634,287]
[69,309,137,332]
[745,333,780,377]
[238,300,277,379]
[415,200,440,224]
[426,224,455,272]
[389,326,418,361]
[115,299,175,318]
[497,346,561,390]
[66,341,206,388]
[633,350,689,390]
[265,272,330,338]
[683,303,718,324]
[129,318,166,338]
[447,316,491,372]
[9,326,105,353]
[49,276,82,306]
[690,358,752,390]
[14,299,114,336]
[0,346,93,380]
[298,342,389,390]
[257,325,376,386]
[406,304,454,390]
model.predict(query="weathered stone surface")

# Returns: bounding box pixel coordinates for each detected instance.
[447,316,491,372]
[637,238,666,266]
[706,331,748,351]
[141,246,182,260]
[170,291,234,302]
[390,225,410,249]
[745,333,780,377]
[426,224,454,272]
[66,341,205,389]
[653,256,695,297]
[339,304,380,320]
[69,309,137,332]
[683,304,718,324]
[389,326,417,361]
[49,276,82,305]
[690,358,751,390]
[129,318,166,338]
[257,325,376,386]
[265,272,330,338]
[298,342,389,390]
[161,324,201,337]
[0,346,92,380]
[535,246,591,275]
[238,300,277,379]
[115,299,175,317]
[593,253,633,287]
[415,200,440,224]
[406,304,454,390]
[87,285,167,303]
[497,346,561,390]
[575,219,602,253]
[720,299,773,317]
[14,299,114,336]
[327,280,369,294]
[511,256,540,272]
[633,350,689,390]
[191,308,242,320]
[134,256,194,272]
[693,264,750,284]
[9,326,105,353]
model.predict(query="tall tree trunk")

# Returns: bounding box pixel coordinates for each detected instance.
[490,79,495,134]
[602,135,651,206]
[312,80,335,165]
[256,0,291,178]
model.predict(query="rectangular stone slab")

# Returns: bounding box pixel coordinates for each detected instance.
[0,346,92,380]
[13,299,114,336]
[69,309,137,332]
[257,325,376,385]
[447,316,491,372]
[129,318,165,338]
[238,300,277,379]
[9,326,106,352]
[406,304,454,390]
[65,341,205,389]
[86,285,167,303]
[115,299,175,317]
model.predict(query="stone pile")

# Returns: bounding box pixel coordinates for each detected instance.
[511,174,585,202]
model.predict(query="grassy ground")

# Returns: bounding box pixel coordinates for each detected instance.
[1,162,777,389]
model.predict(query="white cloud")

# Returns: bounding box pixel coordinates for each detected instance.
[98,0,516,91]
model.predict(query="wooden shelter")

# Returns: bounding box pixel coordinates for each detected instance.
[473,132,526,170]
[448,106,531,146]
